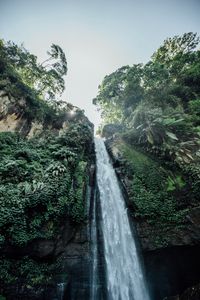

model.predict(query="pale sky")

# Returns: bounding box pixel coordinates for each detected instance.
[0,0,200,128]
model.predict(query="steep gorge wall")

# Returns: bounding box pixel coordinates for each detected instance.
[0,87,92,138]
[0,88,95,299]
[105,135,200,300]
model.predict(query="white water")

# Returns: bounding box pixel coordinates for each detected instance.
[56,283,65,300]
[95,138,150,300]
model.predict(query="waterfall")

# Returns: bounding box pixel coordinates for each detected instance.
[56,283,66,300]
[94,137,150,300]
[91,190,98,300]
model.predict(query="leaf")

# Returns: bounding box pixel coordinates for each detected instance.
[147,130,154,144]
[136,124,143,130]
[166,131,178,141]
[185,152,194,160]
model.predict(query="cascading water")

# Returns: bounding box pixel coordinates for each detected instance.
[94,137,150,300]
[56,283,66,300]
[90,191,98,300]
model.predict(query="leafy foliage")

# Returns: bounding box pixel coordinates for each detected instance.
[94,32,200,134]
[94,34,200,247]
[94,32,200,169]
[0,42,70,126]
[0,39,67,100]
[0,255,63,285]
[0,38,93,295]
[0,122,92,286]
[121,143,187,222]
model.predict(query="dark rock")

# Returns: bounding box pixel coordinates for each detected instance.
[89,164,96,186]
[144,244,200,300]
[0,219,77,259]
[163,296,179,300]
[33,240,55,258]
[164,283,200,300]
[135,206,200,251]
[0,88,94,138]
[180,283,200,300]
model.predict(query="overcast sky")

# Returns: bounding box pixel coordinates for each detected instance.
[0,0,200,128]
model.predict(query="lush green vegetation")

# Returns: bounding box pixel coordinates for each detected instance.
[0,39,67,101]
[0,122,92,285]
[0,39,76,130]
[120,142,188,230]
[94,32,200,173]
[110,137,199,247]
[94,32,200,246]
[0,40,93,294]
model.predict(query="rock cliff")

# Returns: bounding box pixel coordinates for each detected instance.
[0,81,95,299]
[104,133,200,300]
[0,85,92,138]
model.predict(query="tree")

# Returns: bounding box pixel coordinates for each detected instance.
[0,40,67,100]
[94,32,200,127]
[151,32,200,64]
[93,66,130,123]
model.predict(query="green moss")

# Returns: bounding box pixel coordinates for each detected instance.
[120,142,187,230]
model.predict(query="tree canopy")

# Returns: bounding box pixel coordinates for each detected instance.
[93,32,200,165]
[0,40,67,101]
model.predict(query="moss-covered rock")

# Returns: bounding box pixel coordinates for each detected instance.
[0,120,94,294]
[105,136,200,250]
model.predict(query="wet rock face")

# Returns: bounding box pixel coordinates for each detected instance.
[136,206,200,251]
[144,245,200,300]
[61,221,91,300]
[3,284,66,300]
[179,283,200,300]
[0,221,89,298]
[164,283,200,300]
[65,186,107,300]
[0,219,77,259]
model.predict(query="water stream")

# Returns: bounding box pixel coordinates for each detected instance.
[56,283,66,300]
[94,137,150,300]
[91,189,98,300]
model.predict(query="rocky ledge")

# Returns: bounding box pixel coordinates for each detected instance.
[0,87,93,138]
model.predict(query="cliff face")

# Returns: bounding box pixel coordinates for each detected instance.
[0,87,93,138]
[0,85,95,299]
[104,134,200,300]
[0,91,27,133]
